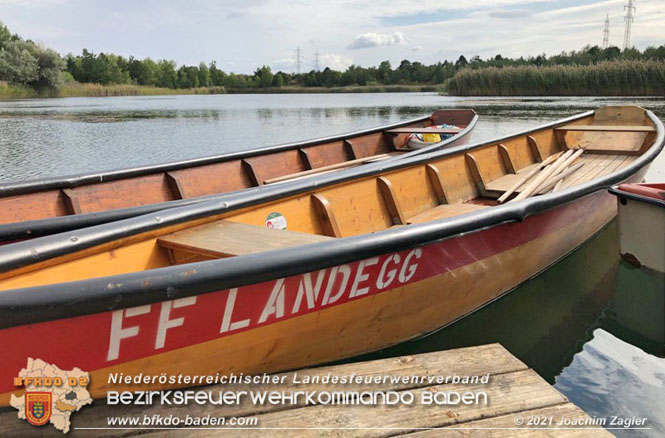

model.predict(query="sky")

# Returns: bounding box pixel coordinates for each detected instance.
[0,0,663,73]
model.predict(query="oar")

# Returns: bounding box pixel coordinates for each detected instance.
[536,162,585,194]
[510,149,574,203]
[533,148,585,194]
[497,152,561,204]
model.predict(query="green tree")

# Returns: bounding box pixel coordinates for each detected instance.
[156,60,177,88]
[455,55,468,69]
[198,61,211,87]
[255,65,273,88]
[0,40,38,84]
[28,44,65,88]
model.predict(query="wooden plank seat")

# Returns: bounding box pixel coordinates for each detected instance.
[406,204,487,224]
[158,220,333,263]
[554,124,655,132]
[385,127,463,135]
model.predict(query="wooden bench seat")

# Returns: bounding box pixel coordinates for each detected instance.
[385,127,462,135]
[554,124,655,133]
[407,204,487,224]
[158,220,333,264]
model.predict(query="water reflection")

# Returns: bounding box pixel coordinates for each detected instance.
[346,221,665,437]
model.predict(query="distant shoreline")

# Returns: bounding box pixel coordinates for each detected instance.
[0,83,437,99]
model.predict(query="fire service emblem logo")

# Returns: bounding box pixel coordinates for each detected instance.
[25,392,52,426]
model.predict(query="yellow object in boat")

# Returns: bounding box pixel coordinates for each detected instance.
[423,133,441,143]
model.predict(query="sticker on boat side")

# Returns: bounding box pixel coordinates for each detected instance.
[265,212,287,230]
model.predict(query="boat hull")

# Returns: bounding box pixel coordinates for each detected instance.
[0,183,628,405]
[611,184,665,273]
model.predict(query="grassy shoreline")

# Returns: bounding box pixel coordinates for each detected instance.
[440,60,665,96]
[1,83,436,99]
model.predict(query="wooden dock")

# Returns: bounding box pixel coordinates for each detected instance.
[1,344,612,437]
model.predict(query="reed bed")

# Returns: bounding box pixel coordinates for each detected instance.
[226,85,436,94]
[56,83,226,97]
[0,82,53,99]
[442,61,665,96]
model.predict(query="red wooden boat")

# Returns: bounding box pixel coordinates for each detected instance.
[0,105,662,406]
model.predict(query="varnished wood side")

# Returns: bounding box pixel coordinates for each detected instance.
[61,189,82,214]
[66,174,177,213]
[498,144,516,174]
[377,177,407,225]
[527,135,545,161]
[168,160,254,198]
[165,172,186,199]
[310,194,342,238]
[425,164,448,204]
[244,150,309,185]
[465,153,489,197]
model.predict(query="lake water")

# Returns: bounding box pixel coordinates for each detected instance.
[0,93,664,182]
[1,93,664,435]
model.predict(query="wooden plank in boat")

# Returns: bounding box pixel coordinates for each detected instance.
[558,154,619,190]
[407,203,487,224]
[555,124,655,132]
[385,127,463,134]
[484,162,542,196]
[264,153,398,185]
[157,220,332,259]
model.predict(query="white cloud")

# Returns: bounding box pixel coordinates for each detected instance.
[320,54,353,70]
[347,31,405,50]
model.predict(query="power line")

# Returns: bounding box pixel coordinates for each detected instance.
[623,0,635,49]
[313,50,320,71]
[602,14,610,48]
[295,47,303,74]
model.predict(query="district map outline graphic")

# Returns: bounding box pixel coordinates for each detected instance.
[11,358,93,433]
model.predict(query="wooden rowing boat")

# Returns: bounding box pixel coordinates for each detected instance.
[0,109,477,242]
[0,105,662,405]
[609,183,665,273]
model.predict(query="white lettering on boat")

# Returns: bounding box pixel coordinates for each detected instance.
[105,249,422,362]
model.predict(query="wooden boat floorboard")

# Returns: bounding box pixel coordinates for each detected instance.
[484,162,542,195]
[407,203,487,224]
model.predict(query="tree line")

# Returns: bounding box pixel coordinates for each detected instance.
[1,20,664,93]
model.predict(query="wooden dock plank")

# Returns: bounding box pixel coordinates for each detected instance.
[140,370,568,438]
[407,404,614,437]
[0,344,608,437]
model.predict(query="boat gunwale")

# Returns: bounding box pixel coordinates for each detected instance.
[0,108,662,329]
[0,110,475,197]
[609,185,665,208]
